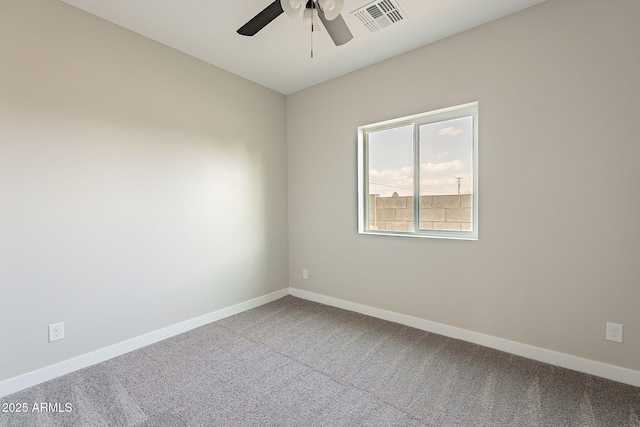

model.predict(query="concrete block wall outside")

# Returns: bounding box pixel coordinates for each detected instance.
[369,194,472,231]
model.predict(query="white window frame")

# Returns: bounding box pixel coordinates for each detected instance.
[357,102,479,240]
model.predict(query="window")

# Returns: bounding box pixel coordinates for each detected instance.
[358,102,478,239]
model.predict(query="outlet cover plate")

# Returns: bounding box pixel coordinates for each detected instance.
[606,322,623,343]
[49,322,64,342]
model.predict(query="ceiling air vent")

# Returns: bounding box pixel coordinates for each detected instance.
[351,0,406,32]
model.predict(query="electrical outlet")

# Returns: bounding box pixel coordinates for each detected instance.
[605,322,623,343]
[303,268,309,279]
[49,322,64,343]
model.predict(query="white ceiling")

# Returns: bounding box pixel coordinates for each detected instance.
[59,0,547,95]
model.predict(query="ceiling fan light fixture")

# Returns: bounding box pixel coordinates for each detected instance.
[281,0,305,19]
[318,0,343,20]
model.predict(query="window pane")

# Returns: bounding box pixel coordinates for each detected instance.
[419,116,473,231]
[367,125,413,232]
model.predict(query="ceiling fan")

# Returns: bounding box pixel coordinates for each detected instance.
[237,0,354,47]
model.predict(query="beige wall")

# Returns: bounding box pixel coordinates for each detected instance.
[288,0,640,372]
[0,0,288,381]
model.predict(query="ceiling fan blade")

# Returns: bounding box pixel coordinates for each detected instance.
[237,1,284,36]
[317,9,353,46]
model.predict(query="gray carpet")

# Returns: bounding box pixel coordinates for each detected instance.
[1,296,639,426]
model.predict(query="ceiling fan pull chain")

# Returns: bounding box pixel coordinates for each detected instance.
[311,5,314,59]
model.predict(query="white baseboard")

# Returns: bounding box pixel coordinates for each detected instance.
[0,288,289,398]
[289,287,640,388]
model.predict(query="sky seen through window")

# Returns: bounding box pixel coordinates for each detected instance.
[368,116,473,197]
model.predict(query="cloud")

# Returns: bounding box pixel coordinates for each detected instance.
[437,151,449,160]
[369,166,472,196]
[438,127,464,136]
[420,160,464,173]
[369,166,413,180]
[368,166,414,196]
[421,173,473,195]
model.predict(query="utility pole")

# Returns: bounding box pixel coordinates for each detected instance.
[456,177,462,195]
